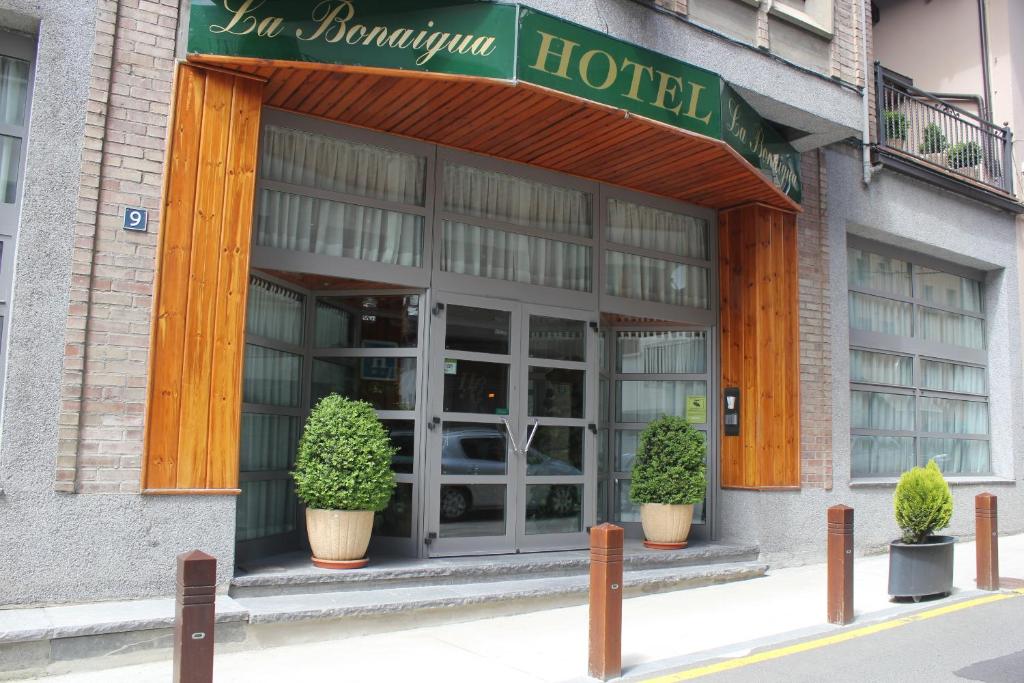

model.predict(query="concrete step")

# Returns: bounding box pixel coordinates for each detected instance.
[235,561,768,627]
[231,542,761,598]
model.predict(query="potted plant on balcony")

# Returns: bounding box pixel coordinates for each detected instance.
[293,394,396,569]
[631,415,707,550]
[946,141,983,180]
[918,123,948,165]
[888,461,955,601]
[884,110,909,151]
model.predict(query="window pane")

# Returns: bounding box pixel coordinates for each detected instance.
[439,484,506,537]
[442,221,592,292]
[260,125,426,205]
[0,56,30,127]
[617,380,706,423]
[920,397,988,435]
[851,435,915,477]
[617,330,707,374]
[526,484,582,535]
[920,438,990,475]
[243,345,302,407]
[446,305,511,355]
[0,134,22,204]
[850,391,915,431]
[312,357,417,410]
[848,247,911,296]
[606,198,709,260]
[239,413,300,472]
[381,419,415,474]
[443,163,592,237]
[374,483,413,538]
[442,422,506,475]
[315,295,419,349]
[528,366,585,418]
[919,306,985,349]
[917,266,982,313]
[236,480,296,541]
[598,428,609,476]
[256,189,424,267]
[605,251,709,308]
[848,292,912,337]
[615,429,640,473]
[849,350,912,386]
[614,479,641,523]
[527,426,584,475]
[920,359,986,394]
[529,316,586,362]
[597,480,608,524]
[443,359,509,414]
[246,277,304,346]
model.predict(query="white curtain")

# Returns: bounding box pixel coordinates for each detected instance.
[850,391,915,431]
[606,198,708,260]
[850,349,912,386]
[236,480,296,542]
[314,300,352,348]
[239,413,300,472]
[256,189,424,267]
[606,251,709,308]
[616,380,706,423]
[919,397,988,435]
[918,267,982,313]
[848,247,911,295]
[616,331,706,374]
[443,163,592,238]
[851,435,915,477]
[442,220,591,292]
[921,359,985,393]
[261,125,425,206]
[246,277,304,345]
[243,345,301,407]
[919,307,985,349]
[848,292,912,337]
[920,438,989,475]
[0,135,20,204]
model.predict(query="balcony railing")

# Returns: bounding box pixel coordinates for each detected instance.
[875,63,1014,196]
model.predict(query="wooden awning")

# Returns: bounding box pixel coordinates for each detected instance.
[189,56,800,213]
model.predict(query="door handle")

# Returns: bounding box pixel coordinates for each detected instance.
[501,418,520,456]
[522,419,540,456]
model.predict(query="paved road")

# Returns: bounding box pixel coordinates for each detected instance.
[644,592,1024,682]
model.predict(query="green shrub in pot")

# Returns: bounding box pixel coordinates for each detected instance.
[888,460,955,599]
[893,460,952,544]
[884,110,909,143]
[918,123,948,155]
[946,141,983,169]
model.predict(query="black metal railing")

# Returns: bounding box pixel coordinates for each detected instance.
[875,63,1014,195]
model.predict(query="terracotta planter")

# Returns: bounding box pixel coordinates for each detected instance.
[306,508,374,568]
[640,503,694,549]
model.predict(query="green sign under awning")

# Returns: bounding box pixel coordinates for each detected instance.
[187,0,801,203]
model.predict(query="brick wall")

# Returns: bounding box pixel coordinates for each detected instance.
[57,0,178,494]
[796,149,833,489]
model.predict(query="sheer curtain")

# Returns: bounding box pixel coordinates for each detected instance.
[850,391,915,431]
[848,292,912,336]
[606,199,708,259]
[921,359,985,393]
[850,349,912,386]
[246,277,304,345]
[616,380,706,422]
[848,248,911,295]
[851,436,915,477]
[918,307,985,349]
[616,331,706,374]
[0,135,19,204]
[606,251,709,308]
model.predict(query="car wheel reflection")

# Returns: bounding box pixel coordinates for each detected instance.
[440,486,471,522]
[546,485,578,517]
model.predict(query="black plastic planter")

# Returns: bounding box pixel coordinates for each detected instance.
[888,535,956,600]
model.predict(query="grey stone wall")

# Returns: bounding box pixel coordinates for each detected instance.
[719,145,1024,566]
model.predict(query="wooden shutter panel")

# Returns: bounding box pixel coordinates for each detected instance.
[142,64,263,493]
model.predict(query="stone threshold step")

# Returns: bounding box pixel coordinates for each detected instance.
[235,561,768,625]
[231,543,760,597]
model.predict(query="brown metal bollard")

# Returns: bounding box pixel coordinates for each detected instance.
[827,505,854,625]
[174,550,217,683]
[589,524,624,681]
[976,493,999,591]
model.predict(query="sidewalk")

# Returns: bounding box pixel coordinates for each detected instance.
[20,534,1024,682]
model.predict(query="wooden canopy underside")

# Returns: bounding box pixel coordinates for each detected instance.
[190,56,800,213]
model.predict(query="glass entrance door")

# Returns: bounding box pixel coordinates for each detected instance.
[425,293,596,556]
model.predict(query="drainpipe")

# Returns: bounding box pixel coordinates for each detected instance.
[977,0,993,122]
[860,0,874,185]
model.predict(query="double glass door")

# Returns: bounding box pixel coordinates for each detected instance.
[425,293,596,556]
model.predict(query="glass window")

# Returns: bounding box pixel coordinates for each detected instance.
[374,483,413,537]
[616,380,706,423]
[919,397,988,435]
[381,419,415,474]
[850,391,915,431]
[0,55,30,127]
[0,134,22,204]
[246,277,304,346]
[848,292,912,337]
[312,357,417,410]
[443,163,592,237]
[920,359,985,394]
[614,479,641,523]
[315,295,419,349]
[917,266,982,313]
[614,430,640,473]
[239,413,300,471]
[255,189,424,267]
[850,350,912,386]
[442,422,507,475]
[528,366,585,418]
[616,331,706,374]
[441,221,592,292]
[851,435,915,477]
[525,484,582,535]
[236,480,297,541]
[848,247,911,296]
[606,199,709,260]
[446,305,510,355]
[919,438,990,475]
[243,345,302,407]
[527,426,584,475]
[605,251,710,308]
[529,316,586,362]
[439,484,506,537]
[260,125,426,206]
[918,306,984,349]
[443,359,509,415]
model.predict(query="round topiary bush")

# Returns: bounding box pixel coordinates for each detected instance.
[894,460,952,544]
[292,394,396,511]
[630,416,707,506]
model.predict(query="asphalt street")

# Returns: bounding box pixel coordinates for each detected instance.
[645,592,1024,683]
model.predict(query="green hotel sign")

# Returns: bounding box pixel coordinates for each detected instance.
[187,1,801,202]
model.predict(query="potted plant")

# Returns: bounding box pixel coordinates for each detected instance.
[918,123,948,165]
[884,110,909,150]
[888,461,955,601]
[946,141,983,180]
[292,394,396,569]
[630,415,707,550]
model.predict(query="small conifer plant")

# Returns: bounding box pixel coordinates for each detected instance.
[893,460,953,544]
[292,394,396,511]
[630,416,707,506]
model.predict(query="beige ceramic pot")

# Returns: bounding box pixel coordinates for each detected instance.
[306,508,374,561]
[640,503,694,545]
